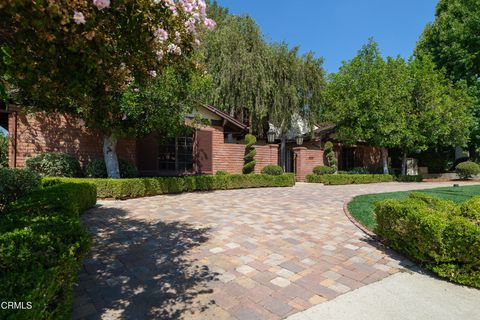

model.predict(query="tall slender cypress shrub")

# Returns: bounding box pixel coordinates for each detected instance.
[243,134,257,174]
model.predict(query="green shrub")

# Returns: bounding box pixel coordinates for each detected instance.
[375,194,480,288]
[324,141,337,172]
[312,165,335,175]
[396,175,424,182]
[25,152,82,177]
[43,174,296,199]
[261,165,283,175]
[455,161,480,180]
[0,168,41,211]
[243,134,257,174]
[85,158,138,178]
[408,192,459,214]
[0,183,96,319]
[460,196,480,223]
[347,167,369,174]
[215,170,230,176]
[0,133,8,167]
[306,174,394,185]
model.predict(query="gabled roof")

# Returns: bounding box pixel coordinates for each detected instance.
[203,105,249,132]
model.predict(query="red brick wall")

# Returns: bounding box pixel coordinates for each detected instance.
[196,126,279,174]
[293,147,325,182]
[9,111,136,168]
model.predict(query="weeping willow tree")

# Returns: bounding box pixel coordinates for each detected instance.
[202,11,326,139]
[202,15,271,133]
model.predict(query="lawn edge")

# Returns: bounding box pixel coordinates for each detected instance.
[343,199,377,239]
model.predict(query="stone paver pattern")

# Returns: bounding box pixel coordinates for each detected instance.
[72,181,474,320]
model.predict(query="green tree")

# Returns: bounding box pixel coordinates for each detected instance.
[398,56,473,174]
[323,40,407,174]
[0,0,214,177]
[323,40,473,175]
[202,15,270,132]
[416,0,480,156]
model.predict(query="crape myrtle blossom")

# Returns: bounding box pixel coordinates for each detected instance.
[73,11,86,24]
[167,43,182,55]
[204,18,216,30]
[154,28,169,43]
[92,0,110,10]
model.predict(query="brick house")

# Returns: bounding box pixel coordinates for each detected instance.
[0,105,382,181]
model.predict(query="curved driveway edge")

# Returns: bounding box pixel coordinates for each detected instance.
[72,181,478,320]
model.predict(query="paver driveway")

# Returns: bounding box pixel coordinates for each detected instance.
[73,181,470,320]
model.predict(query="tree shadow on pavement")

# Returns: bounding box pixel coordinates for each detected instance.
[73,206,217,320]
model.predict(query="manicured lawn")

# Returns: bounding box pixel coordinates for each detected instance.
[348,184,480,230]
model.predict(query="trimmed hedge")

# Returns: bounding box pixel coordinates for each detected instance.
[0,183,96,319]
[375,193,480,288]
[395,175,424,182]
[306,174,395,185]
[43,173,296,199]
[261,165,283,175]
[0,168,41,211]
[312,165,335,175]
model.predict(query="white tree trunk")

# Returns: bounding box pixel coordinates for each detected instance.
[381,147,389,174]
[103,133,120,178]
[401,151,407,176]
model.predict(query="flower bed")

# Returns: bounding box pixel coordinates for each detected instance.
[0,183,96,319]
[43,173,296,199]
[375,193,480,288]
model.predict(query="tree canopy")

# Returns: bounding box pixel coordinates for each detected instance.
[322,39,473,173]
[201,13,325,137]
[0,0,215,177]
[416,0,480,156]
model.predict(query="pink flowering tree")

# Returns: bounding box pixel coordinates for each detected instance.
[0,0,215,177]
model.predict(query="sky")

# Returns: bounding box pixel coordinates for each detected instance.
[216,0,439,73]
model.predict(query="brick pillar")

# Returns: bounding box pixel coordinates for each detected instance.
[268,144,279,165]
[293,147,308,182]
[195,128,214,174]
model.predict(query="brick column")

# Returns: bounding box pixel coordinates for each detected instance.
[293,147,308,182]
[194,128,214,174]
[268,144,279,166]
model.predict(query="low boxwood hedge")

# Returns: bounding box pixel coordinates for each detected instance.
[375,193,480,288]
[0,183,96,319]
[395,175,424,182]
[43,173,296,199]
[306,174,395,185]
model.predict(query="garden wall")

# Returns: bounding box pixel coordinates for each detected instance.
[8,111,136,168]
[196,127,279,174]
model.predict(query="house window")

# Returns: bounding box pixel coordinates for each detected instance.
[158,136,193,172]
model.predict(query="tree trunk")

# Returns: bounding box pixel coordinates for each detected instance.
[381,147,389,174]
[103,133,120,178]
[401,151,407,176]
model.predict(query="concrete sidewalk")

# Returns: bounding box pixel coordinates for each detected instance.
[287,271,480,320]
